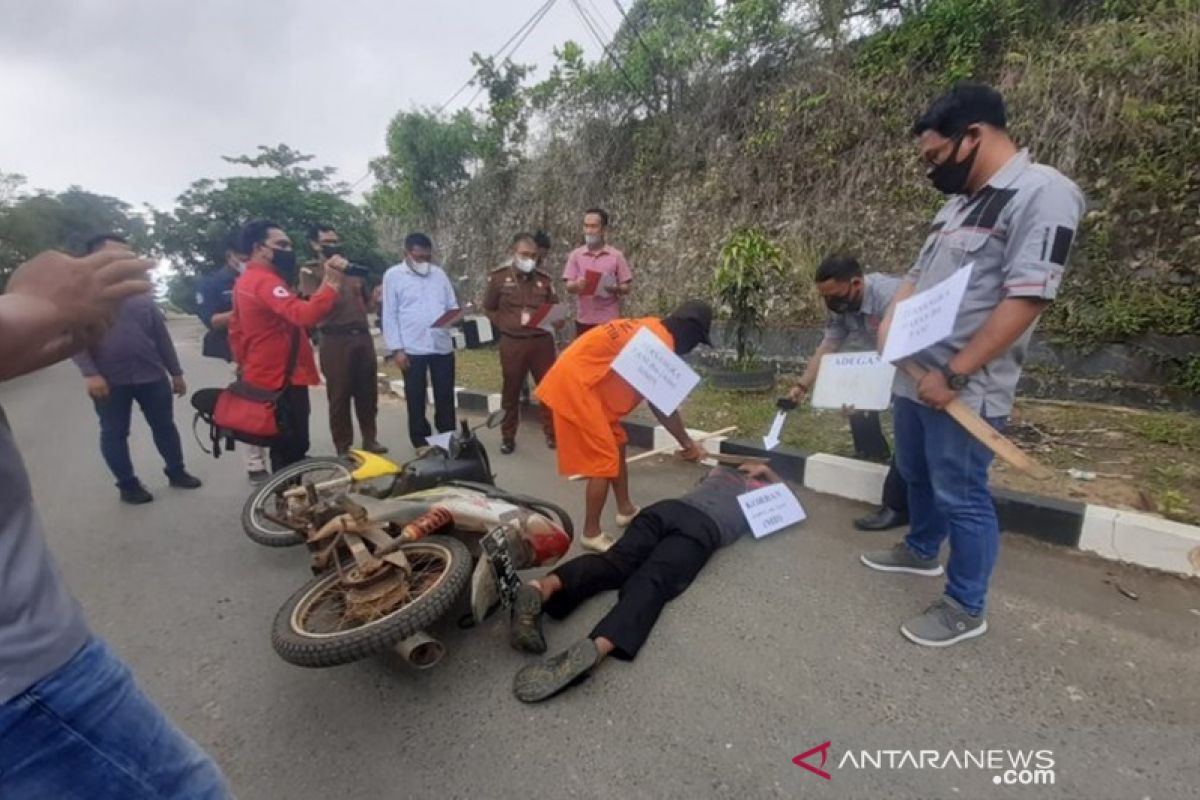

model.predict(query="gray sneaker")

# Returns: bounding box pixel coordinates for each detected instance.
[901,597,988,647]
[860,543,944,576]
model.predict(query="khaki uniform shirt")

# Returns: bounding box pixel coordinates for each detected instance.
[299,260,370,330]
[483,263,559,338]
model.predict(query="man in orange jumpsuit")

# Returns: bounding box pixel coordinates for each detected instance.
[535,300,713,552]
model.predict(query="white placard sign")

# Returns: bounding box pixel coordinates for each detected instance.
[611,327,701,415]
[811,351,897,412]
[738,483,807,539]
[881,263,974,364]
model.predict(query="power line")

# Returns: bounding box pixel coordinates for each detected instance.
[569,0,654,110]
[611,0,664,78]
[584,0,617,40]
[464,0,558,110]
[350,0,558,190]
[438,0,558,114]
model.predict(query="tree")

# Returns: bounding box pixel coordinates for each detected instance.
[469,54,534,169]
[0,180,148,289]
[152,146,383,313]
[367,109,482,223]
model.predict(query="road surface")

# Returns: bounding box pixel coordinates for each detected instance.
[2,319,1197,799]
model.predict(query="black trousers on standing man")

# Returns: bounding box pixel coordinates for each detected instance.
[543,501,720,660]
[403,353,456,448]
[271,385,312,472]
[848,410,908,514]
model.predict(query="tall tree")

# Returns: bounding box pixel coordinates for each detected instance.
[152,146,382,313]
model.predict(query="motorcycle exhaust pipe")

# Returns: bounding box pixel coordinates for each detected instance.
[393,631,445,670]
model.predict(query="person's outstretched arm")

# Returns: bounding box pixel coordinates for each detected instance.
[0,249,152,383]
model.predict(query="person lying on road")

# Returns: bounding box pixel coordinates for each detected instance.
[509,462,786,703]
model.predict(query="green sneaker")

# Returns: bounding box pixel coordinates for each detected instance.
[513,638,599,703]
[901,597,988,647]
[860,542,944,576]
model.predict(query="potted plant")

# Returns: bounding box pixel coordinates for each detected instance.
[709,227,784,391]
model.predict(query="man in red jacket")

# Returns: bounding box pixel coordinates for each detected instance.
[230,219,345,471]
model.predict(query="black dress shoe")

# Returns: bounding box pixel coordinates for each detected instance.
[361,440,389,454]
[854,506,909,531]
[500,440,516,455]
[119,483,154,505]
[167,471,202,489]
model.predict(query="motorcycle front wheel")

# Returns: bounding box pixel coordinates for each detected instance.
[241,457,354,547]
[271,535,472,668]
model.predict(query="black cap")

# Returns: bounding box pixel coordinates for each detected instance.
[670,299,713,345]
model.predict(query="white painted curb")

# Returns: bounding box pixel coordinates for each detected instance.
[803,454,888,505]
[1079,505,1200,577]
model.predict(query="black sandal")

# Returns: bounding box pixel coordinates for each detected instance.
[513,639,599,703]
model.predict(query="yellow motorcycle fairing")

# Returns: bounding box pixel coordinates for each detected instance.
[347,449,403,481]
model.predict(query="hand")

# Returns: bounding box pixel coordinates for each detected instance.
[323,256,347,288]
[85,375,110,400]
[840,403,857,419]
[738,462,776,481]
[916,369,957,410]
[171,375,187,396]
[392,351,410,371]
[787,383,808,404]
[678,441,706,462]
[7,248,153,336]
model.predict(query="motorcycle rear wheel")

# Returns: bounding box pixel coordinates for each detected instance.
[241,457,353,547]
[271,535,471,668]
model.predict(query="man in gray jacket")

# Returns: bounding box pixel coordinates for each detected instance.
[0,247,228,798]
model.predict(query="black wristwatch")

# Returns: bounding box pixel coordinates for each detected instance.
[940,365,969,391]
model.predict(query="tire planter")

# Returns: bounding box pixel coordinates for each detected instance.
[707,365,776,392]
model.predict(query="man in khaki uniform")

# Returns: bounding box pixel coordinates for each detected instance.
[483,233,561,454]
[300,223,386,455]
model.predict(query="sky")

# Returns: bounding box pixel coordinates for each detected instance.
[0,0,615,211]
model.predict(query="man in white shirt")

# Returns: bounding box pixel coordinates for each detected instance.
[382,233,459,448]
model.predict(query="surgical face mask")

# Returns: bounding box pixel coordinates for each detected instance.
[584,233,603,248]
[515,257,536,273]
[926,134,980,195]
[407,259,430,276]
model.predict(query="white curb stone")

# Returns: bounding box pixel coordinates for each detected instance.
[802,454,888,505]
[1079,505,1200,578]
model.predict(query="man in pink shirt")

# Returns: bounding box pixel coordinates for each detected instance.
[562,208,633,338]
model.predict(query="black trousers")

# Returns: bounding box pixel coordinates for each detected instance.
[270,385,311,472]
[403,353,456,448]
[848,410,908,514]
[544,501,718,660]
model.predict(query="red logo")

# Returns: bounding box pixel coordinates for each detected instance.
[793,741,833,780]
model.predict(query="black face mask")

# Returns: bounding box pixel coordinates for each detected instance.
[270,247,298,282]
[927,135,980,195]
[824,282,862,315]
[320,244,342,258]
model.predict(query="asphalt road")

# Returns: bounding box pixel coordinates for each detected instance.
[2,319,1198,800]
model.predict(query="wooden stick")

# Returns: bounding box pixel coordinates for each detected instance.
[899,362,1054,480]
[567,426,738,481]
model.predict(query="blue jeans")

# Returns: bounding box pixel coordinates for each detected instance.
[892,396,1007,615]
[93,378,185,488]
[0,637,229,799]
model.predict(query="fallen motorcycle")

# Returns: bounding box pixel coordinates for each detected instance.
[242,413,574,669]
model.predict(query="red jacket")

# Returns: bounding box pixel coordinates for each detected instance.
[229,261,337,388]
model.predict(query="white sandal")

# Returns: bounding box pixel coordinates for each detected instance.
[579,532,616,553]
[615,507,641,528]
